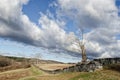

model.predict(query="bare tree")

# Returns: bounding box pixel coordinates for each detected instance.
[75,29,87,62]
[34,53,42,64]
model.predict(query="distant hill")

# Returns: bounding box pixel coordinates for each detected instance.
[0,55,63,64]
[33,59,63,64]
[0,55,30,72]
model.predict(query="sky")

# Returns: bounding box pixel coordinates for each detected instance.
[0,0,120,63]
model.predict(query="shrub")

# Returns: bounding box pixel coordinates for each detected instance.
[0,58,11,67]
[103,64,120,72]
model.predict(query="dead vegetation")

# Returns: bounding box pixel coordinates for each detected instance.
[0,68,32,80]
[0,56,30,72]
[36,64,75,70]
[0,55,120,80]
[103,64,120,72]
[0,57,12,67]
[0,63,120,80]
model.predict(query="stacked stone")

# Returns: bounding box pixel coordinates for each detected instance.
[34,58,120,74]
[62,61,101,72]
[94,58,120,66]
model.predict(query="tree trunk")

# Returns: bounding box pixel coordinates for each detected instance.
[81,44,87,62]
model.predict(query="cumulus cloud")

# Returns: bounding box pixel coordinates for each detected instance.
[0,0,120,60]
[0,0,42,46]
[0,0,78,57]
[55,0,120,58]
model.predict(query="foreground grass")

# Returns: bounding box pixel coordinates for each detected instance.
[0,65,43,80]
[20,77,37,80]
[0,65,120,80]
[0,68,32,80]
[19,65,43,80]
[69,70,120,80]
[30,65,43,75]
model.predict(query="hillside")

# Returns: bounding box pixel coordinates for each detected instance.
[0,55,31,72]
[0,55,63,64]
[0,55,120,80]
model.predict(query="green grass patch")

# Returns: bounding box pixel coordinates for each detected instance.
[30,65,43,75]
[69,72,92,80]
[19,77,37,80]
[19,66,43,80]
[69,70,119,80]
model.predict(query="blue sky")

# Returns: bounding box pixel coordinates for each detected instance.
[23,0,56,24]
[0,0,120,63]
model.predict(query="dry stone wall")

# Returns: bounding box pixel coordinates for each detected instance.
[53,58,120,73]
[93,58,120,66]
[34,58,120,74]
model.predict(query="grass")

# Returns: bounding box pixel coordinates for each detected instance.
[0,64,120,80]
[19,65,43,80]
[0,68,32,80]
[0,65,43,80]
[69,64,120,80]
[35,72,80,80]
[0,68,29,74]
[103,64,120,72]
[20,77,37,80]
[30,65,43,75]
[69,73,91,80]
[69,70,120,80]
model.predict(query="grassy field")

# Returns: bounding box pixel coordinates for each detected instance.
[1,55,120,80]
[69,70,120,80]
[36,63,75,70]
[0,56,120,80]
[0,65,120,80]
[0,65,44,80]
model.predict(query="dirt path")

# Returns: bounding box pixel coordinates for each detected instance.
[0,68,32,80]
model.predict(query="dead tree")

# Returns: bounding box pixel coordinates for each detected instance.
[79,41,87,62]
[75,29,87,62]
[34,53,42,64]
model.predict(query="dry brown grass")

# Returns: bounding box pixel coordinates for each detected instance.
[0,68,33,80]
[0,56,30,72]
[69,70,120,80]
[0,69,120,80]
[0,62,30,72]
[0,65,45,80]
[35,72,80,80]
[0,64,120,80]
[103,64,120,72]
[36,64,75,70]
[34,70,120,80]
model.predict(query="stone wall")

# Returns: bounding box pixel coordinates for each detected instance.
[62,61,101,72]
[34,58,120,74]
[53,58,120,73]
[93,58,120,66]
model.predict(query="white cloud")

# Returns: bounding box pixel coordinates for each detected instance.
[0,0,42,46]
[0,0,120,60]
[0,0,78,58]
[56,0,120,58]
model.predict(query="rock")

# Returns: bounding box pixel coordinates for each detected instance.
[47,58,120,74]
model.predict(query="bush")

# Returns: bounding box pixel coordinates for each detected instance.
[0,58,11,67]
[103,64,120,72]
[0,56,31,72]
[0,62,31,72]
